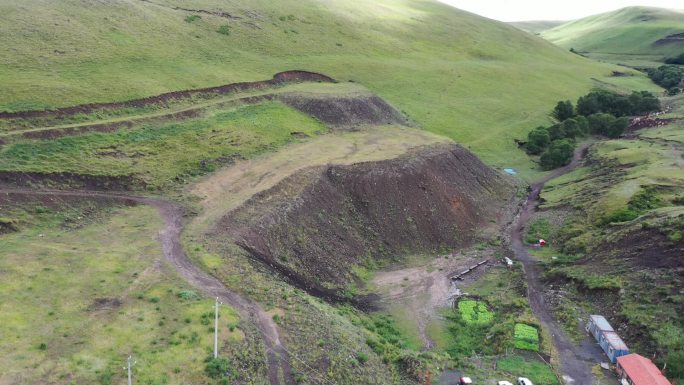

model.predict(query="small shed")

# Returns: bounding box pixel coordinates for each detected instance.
[587,314,614,341]
[616,353,671,385]
[599,330,630,363]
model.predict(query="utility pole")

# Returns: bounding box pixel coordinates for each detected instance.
[214,297,221,358]
[126,355,135,385]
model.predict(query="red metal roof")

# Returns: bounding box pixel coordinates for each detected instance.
[617,354,671,385]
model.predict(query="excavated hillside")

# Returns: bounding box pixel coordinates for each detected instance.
[210,144,515,299]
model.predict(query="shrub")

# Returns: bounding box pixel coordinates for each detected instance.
[664,52,684,65]
[552,100,574,121]
[204,357,232,379]
[628,186,662,212]
[578,90,659,117]
[628,91,661,115]
[540,139,575,170]
[574,115,590,135]
[547,124,565,141]
[526,127,550,155]
[217,25,231,35]
[525,219,551,244]
[587,113,627,138]
[356,352,369,364]
[602,208,639,224]
[184,15,201,23]
[648,65,683,89]
[177,290,200,301]
[562,118,582,138]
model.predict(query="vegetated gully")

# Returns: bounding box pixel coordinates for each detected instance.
[509,144,601,385]
[0,188,295,385]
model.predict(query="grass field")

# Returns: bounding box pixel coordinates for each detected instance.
[0,0,637,172]
[542,6,684,67]
[0,204,252,385]
[0,102,327,189]
[509,20,565,34]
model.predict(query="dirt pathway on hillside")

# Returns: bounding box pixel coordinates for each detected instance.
[509,144,602,385]
[0,188,294,385]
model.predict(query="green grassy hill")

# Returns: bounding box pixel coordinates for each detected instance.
[509,20,565,34]
[0,0,635,171]
[542,6,684,67]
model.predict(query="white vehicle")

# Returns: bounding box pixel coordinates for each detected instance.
[498,381,514,385]
[517,378,534,385]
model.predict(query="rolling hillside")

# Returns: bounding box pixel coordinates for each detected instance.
[542,6,684,66]
[0,0,635,170]
[509,20,565,34]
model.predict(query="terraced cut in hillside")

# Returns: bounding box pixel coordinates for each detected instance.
[210,144,515,297]
[0,75,413,191]
[0,0,636,173]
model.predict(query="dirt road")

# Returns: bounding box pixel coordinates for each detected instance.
[0,188,294,385]
[509,144,603,385]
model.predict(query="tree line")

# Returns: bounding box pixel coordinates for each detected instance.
[526,90,661,170]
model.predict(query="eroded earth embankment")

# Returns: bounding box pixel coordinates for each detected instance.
[211,144,515,299]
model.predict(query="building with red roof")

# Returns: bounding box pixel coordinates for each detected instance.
[616,353,671,385]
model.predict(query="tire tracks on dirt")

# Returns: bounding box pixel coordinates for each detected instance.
[0,188,295,385]
[509,144,601,385]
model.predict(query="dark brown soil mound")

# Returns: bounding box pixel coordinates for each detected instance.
[211,144,514,298]
[279,94,409,128]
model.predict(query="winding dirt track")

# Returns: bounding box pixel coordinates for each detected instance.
[509,144,601,385]
[0,188,295,385]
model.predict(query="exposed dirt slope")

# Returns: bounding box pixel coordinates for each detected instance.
[279,93,409,128]
[212,144,514,298]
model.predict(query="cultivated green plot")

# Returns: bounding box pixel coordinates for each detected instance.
[513,324,540,351]
[458,300,494,326]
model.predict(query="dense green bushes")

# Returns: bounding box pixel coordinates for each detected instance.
[664,53,684,65]
[539,139,574,170]
[525,90,659,170]
[576,90,660,117]
[647,65,683,90]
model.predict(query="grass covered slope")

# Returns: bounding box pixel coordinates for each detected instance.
[509,20,565,34]
[0,204,259,385]
[542,6,684,65]
[0,0,624,170]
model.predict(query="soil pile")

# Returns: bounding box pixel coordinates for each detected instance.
[211,144,514,297]
[279,94,409,128]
